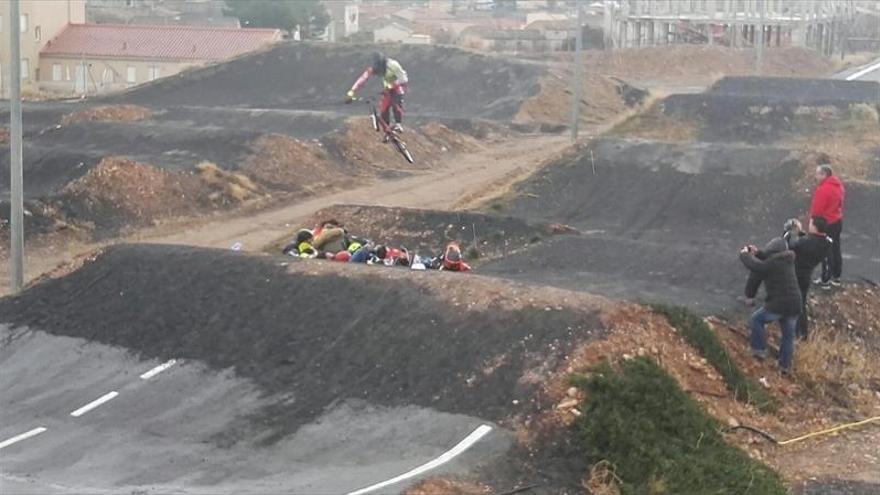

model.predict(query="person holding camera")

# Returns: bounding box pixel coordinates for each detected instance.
[739,238,802,374]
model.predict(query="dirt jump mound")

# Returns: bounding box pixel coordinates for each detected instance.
[662,77,880,143]
[0,42,546,245]
[0,244,609,445]
[277,204,561,262]
[109,42,545,120]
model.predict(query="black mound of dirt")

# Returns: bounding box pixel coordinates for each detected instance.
[484,138,880,312]
[0,244,606,445]
[709,77,880,104]
[663,77,880,143]
[107,42,545,120]
[0,144,102,200]
[296,205,554,260]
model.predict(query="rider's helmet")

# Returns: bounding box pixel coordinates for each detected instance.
[374,245,388,259]
[371,51,388,75]
[445,242,462,262]
[295,228,314,244]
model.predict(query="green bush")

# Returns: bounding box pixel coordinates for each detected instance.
[571,358,786,495]
[651,304,776,412]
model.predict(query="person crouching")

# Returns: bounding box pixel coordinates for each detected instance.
[739,237,802,375]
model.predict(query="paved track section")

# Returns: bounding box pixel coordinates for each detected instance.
[836,57,880,82]
[0,326,508,494]
[484,137,880,313]
[0,244,610,493]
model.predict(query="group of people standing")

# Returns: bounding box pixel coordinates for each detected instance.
[738,162,846,375]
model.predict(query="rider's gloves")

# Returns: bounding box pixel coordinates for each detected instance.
[345,90,355,102]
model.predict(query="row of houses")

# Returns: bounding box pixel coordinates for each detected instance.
[0,0,280,97]
[356,12,603,51]
[347,1,608,50]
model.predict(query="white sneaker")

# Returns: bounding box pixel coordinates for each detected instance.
[392,123,403,133]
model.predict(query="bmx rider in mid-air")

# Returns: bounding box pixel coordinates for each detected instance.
[345,52,408,133]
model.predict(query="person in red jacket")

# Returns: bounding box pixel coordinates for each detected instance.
[809,163,845,288]
[440,242,471,272]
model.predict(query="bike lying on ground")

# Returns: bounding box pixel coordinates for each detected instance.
[346,96,414,164]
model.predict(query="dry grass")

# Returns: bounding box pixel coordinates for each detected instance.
[582,460,622,495]
[516,70,634,127]
[403,479,489,495]
[784,104,880,183]
[60,105,153,126]
[607,100,701,142]
[195,161,263,204]
[796,329,877,401]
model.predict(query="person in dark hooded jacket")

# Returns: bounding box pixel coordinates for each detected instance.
[787,216,833,339]
[740,237,802,374]
[743,217,832,339]
[741,218,802,306]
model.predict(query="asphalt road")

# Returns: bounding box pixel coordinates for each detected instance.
[835,56,880,82]
[0,325,511,494]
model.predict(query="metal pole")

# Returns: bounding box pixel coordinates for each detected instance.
[9,0,25,292]
[570,0,583,141]
[756,0,764,73]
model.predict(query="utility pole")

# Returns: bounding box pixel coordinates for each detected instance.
[9,0,25,292]
[756,0,764,73]
[570,0,583,141]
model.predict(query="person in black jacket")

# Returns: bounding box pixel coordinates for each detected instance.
[740,218,803,307]
[787,216,833,339]
[742,217,832,340]
[740,237,802,374]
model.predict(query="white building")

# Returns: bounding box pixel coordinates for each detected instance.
[325,1,359,42]
[374,22,431,45]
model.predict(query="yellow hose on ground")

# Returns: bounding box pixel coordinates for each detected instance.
[725,416,880,445]
[776,416,880,445]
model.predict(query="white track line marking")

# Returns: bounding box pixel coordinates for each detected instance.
[345,424,493,495]
[0,427,48,450]
[846,60,880,81]
[70,391,119,417]
[139,359,177,380]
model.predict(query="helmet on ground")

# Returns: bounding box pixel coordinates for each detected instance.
[295,229,314,244]
[445,242,462,262]
[374,245,388,259]
[372,51,388,74]
[333,251,352,262]
[782,218,801,234]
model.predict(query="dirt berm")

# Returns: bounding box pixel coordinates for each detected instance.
[484,137,880,312]
[0,243,610,447]
[108,42,545,120]
[275,204,562,261]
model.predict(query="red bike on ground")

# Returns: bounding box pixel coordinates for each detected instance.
[347,95,414,164]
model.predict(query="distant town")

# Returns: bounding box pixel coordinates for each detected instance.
[2,0,878,98]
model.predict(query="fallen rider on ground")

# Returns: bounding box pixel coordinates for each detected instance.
[282,225,471,273]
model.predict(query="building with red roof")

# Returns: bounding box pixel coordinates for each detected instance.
[39,23,280,94]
